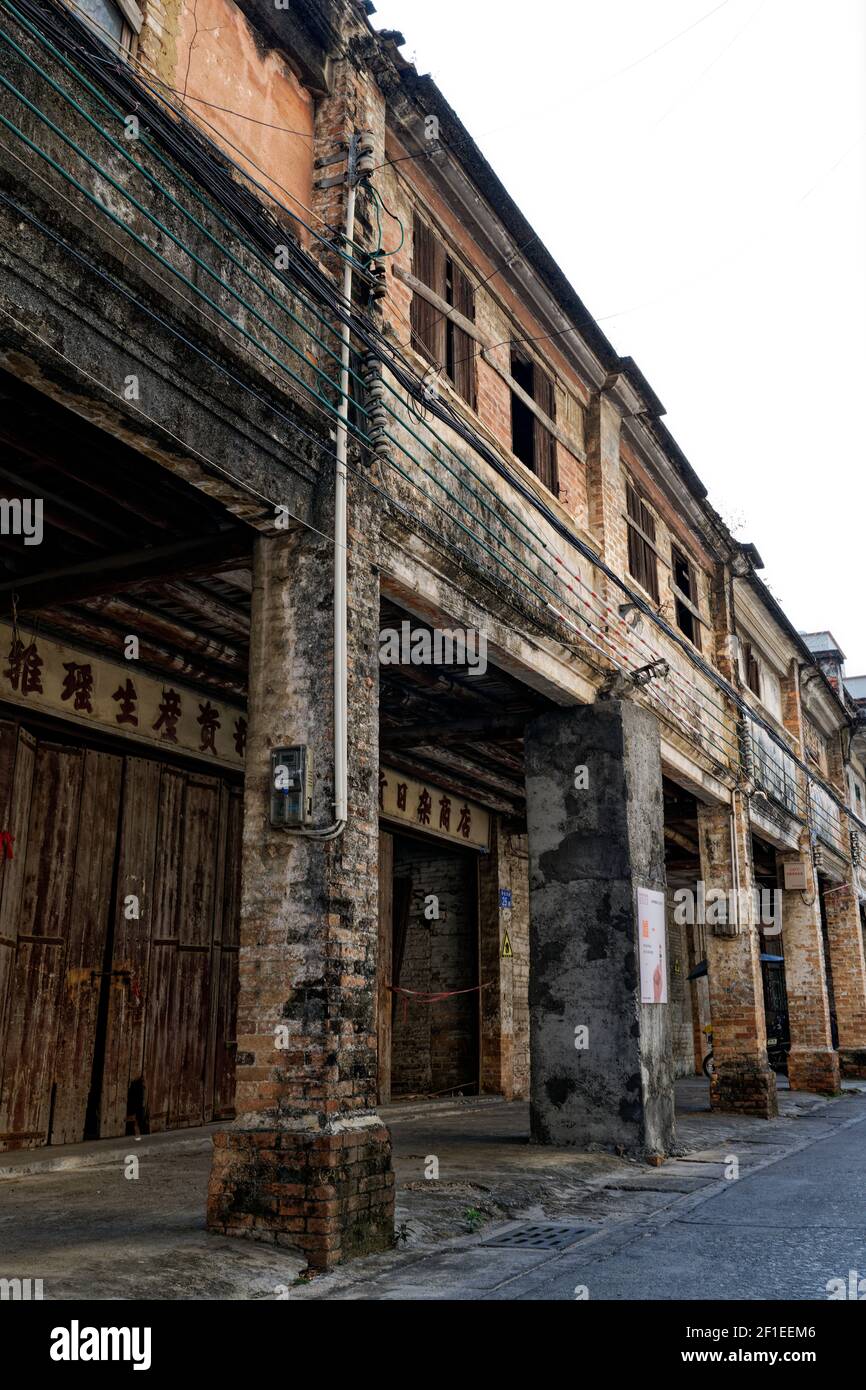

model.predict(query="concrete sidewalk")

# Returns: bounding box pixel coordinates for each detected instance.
[0,1078,862,1299]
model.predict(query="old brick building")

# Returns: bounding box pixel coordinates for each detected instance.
[0,0,864,1269]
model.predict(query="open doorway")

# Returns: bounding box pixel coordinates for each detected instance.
[752,832,790,1071]
[378,829,479,1102]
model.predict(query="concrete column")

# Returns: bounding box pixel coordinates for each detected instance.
[697,798,778,1116]
[524,700,674,1158]
[776,847,840,1093]
[207,513,393,1269]
[823,866,866,1078]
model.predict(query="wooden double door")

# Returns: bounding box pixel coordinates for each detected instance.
[0,719,241,1149]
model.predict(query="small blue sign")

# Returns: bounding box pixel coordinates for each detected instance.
[499,888,512,909]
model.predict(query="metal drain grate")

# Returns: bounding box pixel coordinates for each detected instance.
[481,1221,592,1250]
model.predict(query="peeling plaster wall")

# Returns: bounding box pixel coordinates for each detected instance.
[139,0,315,228]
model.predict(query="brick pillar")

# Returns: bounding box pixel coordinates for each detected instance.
[478,820,529,1100]
[584,390,623,563]
[823,866,866,1078]
[207,514,394,1269]
[707,562,737,682]
[776,847,840,1092]
[697,798,778,1116]
[524,700,674,1158]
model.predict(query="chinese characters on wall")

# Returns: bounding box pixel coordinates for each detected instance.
[378,764,490,850]
[0,624,245,767]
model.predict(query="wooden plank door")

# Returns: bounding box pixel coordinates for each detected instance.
[0,721,36,1131]
[168,772,222,1128]
[211,784,241,1119]
[98,758,162,1138]
[0,741,84,1148]
[140,765,186,1133]
[377,829,394,1105]
[202,782,229,1124]
[50,749,123,1145]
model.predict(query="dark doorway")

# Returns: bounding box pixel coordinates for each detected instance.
[752,833,790,1065]
[384,831,480,1099]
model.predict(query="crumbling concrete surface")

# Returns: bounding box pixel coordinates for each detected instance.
[1,1079,863,1300]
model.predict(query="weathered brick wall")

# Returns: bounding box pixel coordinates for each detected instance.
[777,846,839,1092]
[379,146,591,537]
[478,822,530,1100]
[698,797,778,1116]
[667,899,696,1077]
[208,482,395,1269]
[823,869,866,1077]
[391,839,478,1096]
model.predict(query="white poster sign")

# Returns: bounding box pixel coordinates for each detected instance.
[638,886,667,1004]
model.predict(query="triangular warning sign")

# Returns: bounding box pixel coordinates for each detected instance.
[501,929,513,959]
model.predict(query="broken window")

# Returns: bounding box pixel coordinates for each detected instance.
[671,545,702,650]
[410,214,476,408]
[625,481,659,603]
[742,641,762,698]
[509,346,558,493]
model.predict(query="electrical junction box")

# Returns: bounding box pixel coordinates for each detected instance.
[783,861,807,891]
[270,746,313,828]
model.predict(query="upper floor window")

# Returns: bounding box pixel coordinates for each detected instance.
[803,718,827,772]
[72,0,140,56]
[410,214,476,408]
[671,545,702,650]
[625,481,659,602]
[509,347,558,494]
[742,641,761,697]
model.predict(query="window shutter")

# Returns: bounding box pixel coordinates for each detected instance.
[449,259,476,409]
[533,364,558,494]
[411,216,446,367]
[626,482,659,602]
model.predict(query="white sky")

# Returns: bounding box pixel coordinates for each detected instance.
[370,0,866,674]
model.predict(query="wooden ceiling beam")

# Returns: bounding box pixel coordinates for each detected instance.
[383,752,519,816]
[140,580,251,638]
[210,566,253,595]
[0,530,252,614]
[664,825,700,856]
[412,744,525,801]
[0,462,124,548]
[73,594,248,668]
[0,428,216,532]
[383,663,503,709]
[380,716,527,749]
[37,608,247,701]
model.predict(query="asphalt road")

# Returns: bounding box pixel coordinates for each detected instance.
[486,1096,866,1301]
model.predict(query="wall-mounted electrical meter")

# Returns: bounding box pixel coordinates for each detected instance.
[270,746,313,828]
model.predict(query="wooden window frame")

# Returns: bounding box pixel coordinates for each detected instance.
[625,481,660,603]
[68,0,140,56]
[670,544,702,650]
[410,213,476,410]
[509,345,558,495]
[742,641,762,698]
